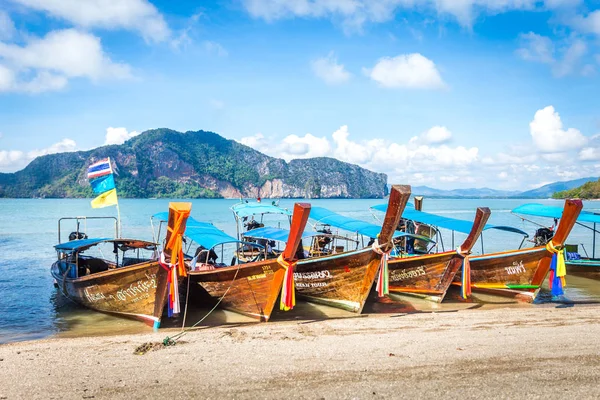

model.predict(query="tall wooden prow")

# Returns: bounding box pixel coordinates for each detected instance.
[278,203,312,311]
[158,202,192,320]
[531,199,583,285]
[446,207,491,301]
[377,185,411,253]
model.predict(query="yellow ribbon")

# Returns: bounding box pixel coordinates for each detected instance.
[277,255,296,311]
[456,246,471,299]
[371,238,392,297]
[546,241,566,278]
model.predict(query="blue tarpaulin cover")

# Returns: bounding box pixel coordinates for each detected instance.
[152,213,253,250]
[231,202,291,219]
[309,206,435,242]
[243,226,318,242]
[54,238,111,252]
[371,204,528,236]
[244,225,433,243]
[512,203,600,224]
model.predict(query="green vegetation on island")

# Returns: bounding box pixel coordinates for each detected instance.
[0,129,387,199]
[553,178,600,199]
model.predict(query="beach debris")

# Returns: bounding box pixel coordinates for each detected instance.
[134,339,186,355]
[134,342,163,355]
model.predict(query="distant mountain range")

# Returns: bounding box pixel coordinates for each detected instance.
[406,177,599,199]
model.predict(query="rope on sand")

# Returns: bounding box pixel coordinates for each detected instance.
[134,263,242,355]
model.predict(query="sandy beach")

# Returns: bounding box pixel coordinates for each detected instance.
[1,305,599,399]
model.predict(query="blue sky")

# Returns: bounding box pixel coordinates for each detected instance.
[0,0,599,191]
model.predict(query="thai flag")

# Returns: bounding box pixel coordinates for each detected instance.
[87,158,112,179]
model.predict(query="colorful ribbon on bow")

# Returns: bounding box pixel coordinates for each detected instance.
[372,238,392,297]
[277,255,296,311]
[159,209,189,317]
[546,241,566,296]
[456,246,471,300]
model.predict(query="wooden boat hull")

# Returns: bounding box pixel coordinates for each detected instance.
[454,199,583,302]
[51,260,169,327]
[457,247,551,302]
[387,207,490,303]
[188,259,286,321]
[566,259,600,280]
[388,251,459,302]
[295,248,380,313]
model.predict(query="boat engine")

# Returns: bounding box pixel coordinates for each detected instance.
[533,227,554,246]
[69,231,88,241]
[244,219,263,231]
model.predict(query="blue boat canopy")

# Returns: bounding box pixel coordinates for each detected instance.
[371,204,528,236]
[308,206,436,242]
[244,225,434,244]
[152,212,259,250]
[243,227,319,242]
[55,238,111,252]
[231,202,291,219]
[512,203,600,225]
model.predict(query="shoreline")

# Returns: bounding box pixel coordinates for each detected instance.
[2,305,600,399]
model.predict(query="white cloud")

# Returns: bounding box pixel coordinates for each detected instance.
[0,29,131,93]
[579,147,600,161]
[332,125,373,164]
[365,53,445,89]
[238,115,599,190]
[516,32,554,63]
[0,138,77,172]
[240,133,268,150]
[516,33,592,77]
[11,0,170,43]
[0,64,15,92]
[27,138,77,159]
[569,10,600,36]
[552,38,587,77]
[579,134,600,161]
[529,105,587,153]
[240,132,331,160]
[421,126,452,144]
[203,41,228,57]
[280,133,332,159]
[104,127,140,145]
[544,0,582,8]
[241,0,543,30]
[488,151,538,165]
[0,10,15,41]
[311,52,351,85]
[240,125,478,184]
[439,175,459,182]
[0,150,24,169]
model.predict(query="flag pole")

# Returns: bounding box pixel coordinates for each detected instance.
[107,157,122,238]
[116,201,122,238]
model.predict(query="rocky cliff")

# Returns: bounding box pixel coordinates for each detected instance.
[0,129,388,199]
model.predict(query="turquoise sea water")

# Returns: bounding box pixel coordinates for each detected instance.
[1,197,599,344]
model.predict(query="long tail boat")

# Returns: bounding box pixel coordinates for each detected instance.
[512,202,600,281]
[172,203,311,321]
[386,207,491,302]
[461,199,583,301]
[289,185,409,313]
[51,202,192,327]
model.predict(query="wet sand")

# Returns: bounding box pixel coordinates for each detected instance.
[1,305,599,399]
